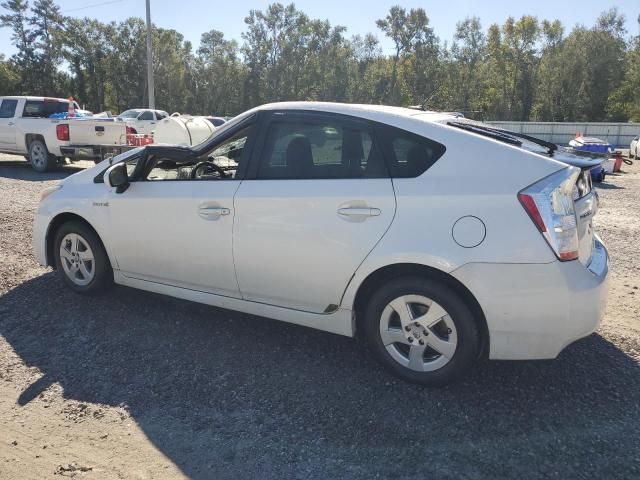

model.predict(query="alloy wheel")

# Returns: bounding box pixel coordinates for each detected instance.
[59,233,95,286]
[379,294,458,372]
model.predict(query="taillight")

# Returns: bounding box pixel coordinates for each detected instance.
[518,167,580,261]
[56,124,69,141]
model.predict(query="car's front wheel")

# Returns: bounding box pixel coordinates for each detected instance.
[53,221,113,294]
[363,276,480,386]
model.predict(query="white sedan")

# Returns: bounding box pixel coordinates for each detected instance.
[32,102,609,385]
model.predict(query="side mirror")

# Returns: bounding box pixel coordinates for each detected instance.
[104,162,130,194]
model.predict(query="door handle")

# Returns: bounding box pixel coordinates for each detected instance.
[8,122,14,126]
[198,206,230,219]
[337,207,381,217]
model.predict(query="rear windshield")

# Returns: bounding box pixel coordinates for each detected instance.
[443,119,606,180]
[22,100,71,118]
[22,100,69,118]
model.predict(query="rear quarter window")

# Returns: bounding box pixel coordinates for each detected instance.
[375,124,446,178]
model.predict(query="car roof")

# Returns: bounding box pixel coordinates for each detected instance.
[120,108,167,114]
[0,96,72,102]
[253,101,457,124]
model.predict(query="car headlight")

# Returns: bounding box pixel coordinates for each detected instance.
[39,184,62,202]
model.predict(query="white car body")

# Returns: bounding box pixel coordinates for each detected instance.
[33,102,609,364]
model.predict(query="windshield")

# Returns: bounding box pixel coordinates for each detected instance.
[192,111,254,156]
[118,109,142,119]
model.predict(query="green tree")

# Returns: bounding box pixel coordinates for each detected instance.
[0,0,36,93]
[448,17,486,113]
[376,6,436,103]
[0,53,19,93]
[30,0,63,94]
[608,15,640,121]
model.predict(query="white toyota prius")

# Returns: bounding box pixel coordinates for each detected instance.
[33,102,609,385]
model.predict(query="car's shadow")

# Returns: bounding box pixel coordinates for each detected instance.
[0,161,84,181]
[1,273,638,479]
[596,181,625,190]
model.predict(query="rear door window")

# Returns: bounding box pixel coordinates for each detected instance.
[0,99,18,118]
[376,125,446,178]
[256,115,387,179]
[138,111,154,120]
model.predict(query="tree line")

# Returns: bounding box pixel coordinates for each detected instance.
[1,0,639,121]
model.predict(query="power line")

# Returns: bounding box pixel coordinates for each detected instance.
[61,0,124,14]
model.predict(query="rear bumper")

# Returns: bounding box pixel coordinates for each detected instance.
[451,235,609,360]
[60,145,137,162]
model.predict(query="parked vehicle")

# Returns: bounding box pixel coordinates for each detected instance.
[32,102,609,385]
[568,136,611,181]
[0,96,129,172]
[117,109,169,135]
[630,135,639,158]
[204,116,227,127]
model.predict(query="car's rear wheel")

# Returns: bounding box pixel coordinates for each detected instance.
[29,139,57,172]
[54,221,113,294]
[362,276,480,386]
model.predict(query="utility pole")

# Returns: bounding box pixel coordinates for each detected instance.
[145,0,155,109]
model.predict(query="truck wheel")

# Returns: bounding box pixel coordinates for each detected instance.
[29,139,57,172]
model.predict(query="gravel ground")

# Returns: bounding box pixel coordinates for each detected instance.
[0,154,639,479]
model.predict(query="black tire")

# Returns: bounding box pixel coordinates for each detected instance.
[53,221,113,295]
[362,276,480,386]
[28,139,57,172]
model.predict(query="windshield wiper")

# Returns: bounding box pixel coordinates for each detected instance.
[447,121,522,147]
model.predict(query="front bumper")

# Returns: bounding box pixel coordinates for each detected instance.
[32,210,49,267]
[452,236,610,360]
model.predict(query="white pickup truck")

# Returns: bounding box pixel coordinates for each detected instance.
[0,96,130,172]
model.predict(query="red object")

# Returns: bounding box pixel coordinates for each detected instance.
[559,250,579,261]
[517,193,547,233]
[613,155,622,172]
[56,124,70,141]
[127,133,154,146]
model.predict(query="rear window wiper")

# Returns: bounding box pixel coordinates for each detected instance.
[447,121,522,147]
[484,127,558,155]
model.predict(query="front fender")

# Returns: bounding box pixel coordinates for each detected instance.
[36,187,116,270]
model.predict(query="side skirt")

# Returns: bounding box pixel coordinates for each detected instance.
[113,271,355,337]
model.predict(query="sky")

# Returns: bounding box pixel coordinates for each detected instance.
[0,0,638,57]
